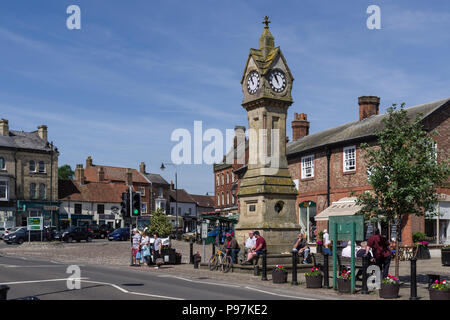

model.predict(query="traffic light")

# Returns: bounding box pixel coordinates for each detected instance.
[120,191,130,217]
[132,192,141,217]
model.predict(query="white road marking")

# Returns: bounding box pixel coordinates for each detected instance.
[0,264,66,268]
[244,286,316,300]
[0,278,88,285]
[0,278,183,300]
[157,274,241,288]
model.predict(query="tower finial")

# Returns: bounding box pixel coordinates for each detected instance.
[262,16,271,29]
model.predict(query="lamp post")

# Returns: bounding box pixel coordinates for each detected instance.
[160,162,178,235]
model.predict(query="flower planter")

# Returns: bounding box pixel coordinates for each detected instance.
[272,270,288,284]
[429,289,450,300]
[337,278,351,293]
[414,245,431,260]
[379,283,400,299]
[305,275,322,288]
[442,249,450,266]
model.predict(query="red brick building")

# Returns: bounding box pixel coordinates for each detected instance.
[213,126,248,217]
[286,96,450,246]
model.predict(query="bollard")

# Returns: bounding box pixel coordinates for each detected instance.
[261,250,268,281]
[212,243,216,256]
[189,240,194,264]
[253,265,260,276]
[0,285,9,300]
[291,249,298,285]
[410,257,419,300]
[323,253,330,289]
[361,255,369,294]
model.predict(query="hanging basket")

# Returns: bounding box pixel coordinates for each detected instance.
[379,283,400,299]
[305,275,323,288]
[272,270,288,284]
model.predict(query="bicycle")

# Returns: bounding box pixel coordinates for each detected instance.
[208,249,233,273]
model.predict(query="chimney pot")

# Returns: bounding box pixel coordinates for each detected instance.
[358,96,380,120]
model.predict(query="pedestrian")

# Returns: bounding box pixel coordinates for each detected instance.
[140,231,151,266]
[241,232,256,263]
[153,232,162,269]
[293,233,310,264]
[342,240,355,258]
[131,228,141,266]
[223,232,240,264]
[367,227,391,279]
[243,231,266,265]
[322,229,332,256]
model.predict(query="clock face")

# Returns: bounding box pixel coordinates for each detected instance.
[269,70,287,93]
[246,71,260,94]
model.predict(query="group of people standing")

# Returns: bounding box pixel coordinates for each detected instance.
[131,228,163,269]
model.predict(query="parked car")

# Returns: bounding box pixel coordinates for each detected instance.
[0,227,12,240]
[89,224,114,239]
[55,226,92,243]
[3,227,46,244]
[43,226,58,241]
[108,228,130,241]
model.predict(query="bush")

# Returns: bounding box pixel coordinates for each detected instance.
[412,232,427,243]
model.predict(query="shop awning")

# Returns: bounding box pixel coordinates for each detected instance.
[315,197,363,221]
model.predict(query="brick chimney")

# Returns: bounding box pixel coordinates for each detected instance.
[126,168,133,186]
[75,164,85,185]
[98,167,105,182]
[139,162,146,174]
[86,156,93,168]
[0,119,9,136]
[291,113,310,141]
[358,96,380,120]
[170,180,175,191]
[37,125,47,142]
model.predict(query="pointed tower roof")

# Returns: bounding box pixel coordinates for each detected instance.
[259,16,275,57]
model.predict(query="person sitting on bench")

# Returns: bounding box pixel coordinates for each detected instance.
[243,231,266,265]
[293,233,310,264]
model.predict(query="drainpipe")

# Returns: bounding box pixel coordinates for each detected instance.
[326,147,331,207]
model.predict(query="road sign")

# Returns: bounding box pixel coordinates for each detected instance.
[201,222,208,239]
[27,217,43,231]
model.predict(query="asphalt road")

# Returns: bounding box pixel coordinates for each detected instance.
[0,254,335,300]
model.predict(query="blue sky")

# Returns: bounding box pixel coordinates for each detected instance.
[0,1,449,195]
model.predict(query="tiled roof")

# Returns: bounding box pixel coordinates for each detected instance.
[168,189,196,203]
[0,130,54,152]
[190,194,215,208]
[145,173,169,185]
[58,180,127,203]
[84,165,148,184]
[287,97,450,157]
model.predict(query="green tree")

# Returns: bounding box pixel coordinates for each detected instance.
[356,103,449,277]
[58,165,75,180]
[147,208,173,238]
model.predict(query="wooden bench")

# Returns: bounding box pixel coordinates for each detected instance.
[311,253,365,279]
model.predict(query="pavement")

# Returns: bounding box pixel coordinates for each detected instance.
[1,239,449,300]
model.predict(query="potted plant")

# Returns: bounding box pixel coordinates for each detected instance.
[304,267,322,288]
[442,246,450,266]
[337,270,351,293]
[429,280,450,300]
[412,232,431,260]
[379,274,400,299]
[272,265,288,284]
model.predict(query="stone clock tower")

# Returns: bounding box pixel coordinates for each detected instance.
[235,17,300,253]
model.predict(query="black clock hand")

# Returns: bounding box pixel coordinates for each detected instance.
[275,75,280,85]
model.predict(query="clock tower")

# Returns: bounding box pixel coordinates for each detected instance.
[235,17,300,254]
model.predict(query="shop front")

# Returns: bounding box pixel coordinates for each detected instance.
[0,200,16,229]
[17,200,59,227]
[425,194,450,245]
[58,214,94,229]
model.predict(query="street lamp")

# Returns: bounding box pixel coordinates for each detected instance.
[160,162,178,236]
